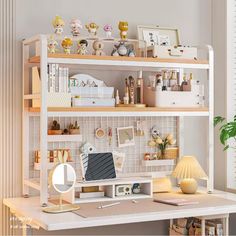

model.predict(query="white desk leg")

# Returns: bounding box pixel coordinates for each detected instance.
[22,224,33,236]
[201,219,205,236]
[224,216,229,236]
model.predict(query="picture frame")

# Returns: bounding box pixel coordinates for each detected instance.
[117,126,135,148]
[137,25,180,47]
[113,151,126,172]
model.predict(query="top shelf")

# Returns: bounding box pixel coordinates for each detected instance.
[28,54,210,70]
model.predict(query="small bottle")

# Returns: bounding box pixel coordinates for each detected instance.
[163,71,169,87]
[181,73,188,91]
[169,71,178,87]
[115,90,120,105]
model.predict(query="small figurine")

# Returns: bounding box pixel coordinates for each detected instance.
[103,24,113,38]
[85,22,99,38]
[70,18,83,37]
[52,16,65,35]
[93,39,105,56]
[61,38,73,54]
[132,183,141,194]
[128,46,135,57]
[118,21,128,40]
[47,36,58,54]
[112,42,128,56]
[111,46,119,57]
[77,39,88,55]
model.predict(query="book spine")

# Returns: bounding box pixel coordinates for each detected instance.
[58,67,63,93]
[55,64,59,93]
[51,64,56,93]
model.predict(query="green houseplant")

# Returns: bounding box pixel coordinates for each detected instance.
[214,115,236,151]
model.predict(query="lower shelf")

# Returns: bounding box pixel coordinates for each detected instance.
[24,178,40,191]
[142,159,175,167]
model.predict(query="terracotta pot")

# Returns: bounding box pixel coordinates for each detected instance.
[69,129,80,135]
[48,130,63,135]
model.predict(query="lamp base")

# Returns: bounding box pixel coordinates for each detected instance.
[43,204,80,213]
[180,178,197,194]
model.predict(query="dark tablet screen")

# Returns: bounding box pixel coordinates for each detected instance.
[82,152,116,181]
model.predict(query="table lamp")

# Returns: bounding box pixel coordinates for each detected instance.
[172,156,207,194]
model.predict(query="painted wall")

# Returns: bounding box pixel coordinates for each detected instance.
[13,0,212,235]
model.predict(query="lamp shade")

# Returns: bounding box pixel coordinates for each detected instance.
[172,156,207,179]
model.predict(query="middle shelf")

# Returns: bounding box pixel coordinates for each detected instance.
[27,106,209,117]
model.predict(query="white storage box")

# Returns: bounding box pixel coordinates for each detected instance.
[70,87,114,98]
[72,97,115,107]
[147,45,197,60]
[33,93,72,108]
[144,85,204,108]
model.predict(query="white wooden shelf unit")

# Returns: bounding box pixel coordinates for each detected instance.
[22,35,214,206]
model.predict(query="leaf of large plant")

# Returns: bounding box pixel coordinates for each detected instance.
[214,116,225,127]
[220,129,229,145]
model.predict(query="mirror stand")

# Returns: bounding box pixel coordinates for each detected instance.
[43,194,80,214]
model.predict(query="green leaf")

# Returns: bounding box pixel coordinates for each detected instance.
[223,145,229,151]
[214,116,225,127]
[220,129,229,145]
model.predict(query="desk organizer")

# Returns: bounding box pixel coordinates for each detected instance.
[62,177,153,204]
[144,85,204,108]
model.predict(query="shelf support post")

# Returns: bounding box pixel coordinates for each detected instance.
[40,35,48,206]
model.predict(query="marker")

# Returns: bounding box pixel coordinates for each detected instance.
[98,202,120,209]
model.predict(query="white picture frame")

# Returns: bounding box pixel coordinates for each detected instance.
[137,25,180,47]
[117,126,135,148]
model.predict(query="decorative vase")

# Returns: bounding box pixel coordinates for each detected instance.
[160,149,166,159]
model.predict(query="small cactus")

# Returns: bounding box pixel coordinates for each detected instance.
[69,121,80,130]
[51,120,60,130]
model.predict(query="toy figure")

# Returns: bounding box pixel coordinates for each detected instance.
[85,22,99,38]
[128,46,135,57]
[61,38,73,54]
[132,183,141,194]
[118,21,128,40]
[93,39,105,56]
[103,24,113,38]
[52,16,65,35]
[111,42,128,56]
[47,36,58,54]
[77,39,88,55]
[70,18,83,37]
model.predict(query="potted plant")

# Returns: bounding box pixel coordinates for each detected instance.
[148,133,176,159]
[69,121,80,135]
[48,120,63,135]
[214,115,236,150]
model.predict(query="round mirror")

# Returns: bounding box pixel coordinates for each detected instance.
[52,163,76,193]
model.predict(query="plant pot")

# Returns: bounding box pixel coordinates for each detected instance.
[48,130,63,135]
[69,129,80,135]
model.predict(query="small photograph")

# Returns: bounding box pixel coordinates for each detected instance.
[117,126,135,148]
[157,34,171,46]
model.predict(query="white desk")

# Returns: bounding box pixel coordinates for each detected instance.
[4,189,236,235]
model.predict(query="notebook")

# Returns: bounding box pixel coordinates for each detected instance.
[154,198,199,206]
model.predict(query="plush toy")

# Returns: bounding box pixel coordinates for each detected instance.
[47,36,58,54]
[118,21,128,40]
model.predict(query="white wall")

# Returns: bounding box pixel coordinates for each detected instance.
[13,0,212,235]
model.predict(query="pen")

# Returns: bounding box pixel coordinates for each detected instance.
[98,202,120,209]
